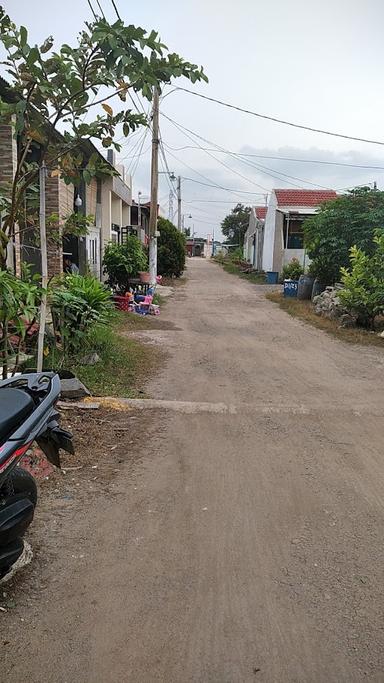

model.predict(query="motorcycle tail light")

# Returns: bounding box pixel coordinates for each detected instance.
[0,442,32,475]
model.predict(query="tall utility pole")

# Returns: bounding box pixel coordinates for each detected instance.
[168,189,174,221]
[149,87,159,286]
[37,162,48,372]
[138,191,142,231]
[177,175,182,232]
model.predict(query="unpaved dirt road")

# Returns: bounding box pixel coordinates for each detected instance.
[3,258,384,682]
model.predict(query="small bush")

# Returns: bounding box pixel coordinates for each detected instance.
[338,233,384,329]
[50,275,113,355]
[103,236,148,292]
[157,217,186,278]
[0,269,41,378]
[282,258,304,281]
[227,247,244,262]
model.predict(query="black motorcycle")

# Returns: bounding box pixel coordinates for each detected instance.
[0,372,74,578]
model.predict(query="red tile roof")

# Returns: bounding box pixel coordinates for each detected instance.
[255,206,267,220]
[274,189,337,207]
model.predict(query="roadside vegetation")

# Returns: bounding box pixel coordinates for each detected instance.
[213,249,266,284]
[70,314,159,398]
[220,204,251,245]
[157,218,186,278]
[17,271,162,397]
[304,187,384,285]
[267,187,384,341]
[103,237,148,294]
[0,7,207,269]
[266,291,384,348]
[0,7,207,380]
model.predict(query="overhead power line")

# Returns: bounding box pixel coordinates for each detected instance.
[131,127,150,176]
[110,0,121,19]
[174,87,384,147]
[182,176,261,195]
[187,217,216,226]
[124,127,149,171]
[95,0,105,17]
[162,112,333,190]
[184,199,264,204]
[158,128,178,199]
[164,144,384,172]
[165,146,265,201]
[86,0,98,20]
[165,140,269,201]
[163,114,272,192]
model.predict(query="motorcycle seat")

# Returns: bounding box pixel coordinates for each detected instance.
[0,389,35,444]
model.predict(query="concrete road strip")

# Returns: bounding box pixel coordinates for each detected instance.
[93,396,383,417]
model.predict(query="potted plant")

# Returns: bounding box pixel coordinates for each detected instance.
[282,258,304,297]
[103,236,148,293]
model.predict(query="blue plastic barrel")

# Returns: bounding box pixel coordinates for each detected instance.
[266,271,279,284]
[283,279,299,297]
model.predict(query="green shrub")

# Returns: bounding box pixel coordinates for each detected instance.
[50,274,113,355]
[62,275,113,313]
[338,233,384,329]
[303,187,384,284]
[0,269,41,378]
[103,236,148,292]
[228,247,244,262]
[282,258,304,281]
[157,217,186,277]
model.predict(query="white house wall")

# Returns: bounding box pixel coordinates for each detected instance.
[262,192,277,272]
[283,249,312,269]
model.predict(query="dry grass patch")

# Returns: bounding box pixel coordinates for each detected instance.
[266,291,384,348]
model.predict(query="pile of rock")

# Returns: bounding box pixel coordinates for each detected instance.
[313,286,355,327]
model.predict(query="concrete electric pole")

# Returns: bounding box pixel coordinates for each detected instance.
[36,162,48,372]
[149,87,160,286]
[168,189,174,221]
[177,175,182,232]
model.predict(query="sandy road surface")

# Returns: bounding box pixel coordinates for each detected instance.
[3,258,384,682]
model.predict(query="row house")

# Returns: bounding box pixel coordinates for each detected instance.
[0,78,136,281]
[244,189,338,275]
[243,206,267,271]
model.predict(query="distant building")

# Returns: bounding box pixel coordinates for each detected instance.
[262,189,337,274]
[243,206,267,270]
[186,237,206,257]
[131,200,150,246]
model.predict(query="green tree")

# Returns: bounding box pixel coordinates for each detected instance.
[221,204,251,246]
[0,6,208,266]
[157,217,186,277]
[304,187,384,284]
[338,233,384,329]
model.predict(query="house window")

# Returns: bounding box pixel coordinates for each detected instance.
[284,217,304,249]
[90,238,97,264]
[111,223,120,244]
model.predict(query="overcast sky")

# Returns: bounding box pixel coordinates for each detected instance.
[4,0,384,237]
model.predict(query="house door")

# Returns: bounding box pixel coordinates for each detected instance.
[86,228,100,279]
